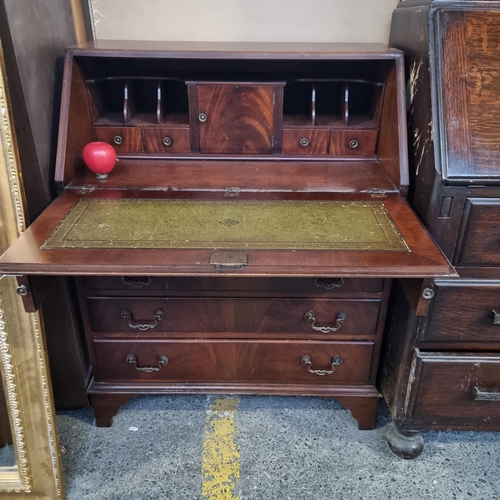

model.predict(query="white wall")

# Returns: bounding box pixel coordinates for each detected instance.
[89,0,399,44]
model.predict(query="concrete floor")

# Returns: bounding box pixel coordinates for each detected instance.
[57,395,500,500]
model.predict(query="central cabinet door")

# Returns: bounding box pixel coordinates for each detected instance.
[193,83,278,154]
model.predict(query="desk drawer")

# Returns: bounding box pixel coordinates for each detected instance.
[95,126,143,153]
[421,281,500,344]
[81,276,384,295]
[329,129,378,156]
[457,198,500,266]
[143,127,191,154]
[405,350,500,426]
[86,297,381,337]
[93,339,374,384]
[282,128,329,155]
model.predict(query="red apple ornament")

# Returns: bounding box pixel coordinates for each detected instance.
[82,141,117,179]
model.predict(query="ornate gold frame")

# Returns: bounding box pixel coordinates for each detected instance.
[0,41,64,498]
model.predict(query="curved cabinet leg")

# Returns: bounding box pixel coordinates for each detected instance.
[90,394,134,427]
[386,424,424,459]
[334,396,379,430]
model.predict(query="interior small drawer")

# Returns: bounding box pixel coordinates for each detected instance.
[281,128,329,155]
[95,126,143,152]
[80,276,384,295]
[86,297,381,337]
[456,198,500,266]
[405,350,500,427]
[329,129,378,156]
[143,127,191,153]
[92,339,375,384]
[421,281,500,344]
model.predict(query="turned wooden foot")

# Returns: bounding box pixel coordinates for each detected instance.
[333,396,380,430]
[90,394,134,427]
[386,424,424,459]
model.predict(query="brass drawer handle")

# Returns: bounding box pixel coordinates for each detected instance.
[121,276,152,288]
[301,355,342,376]
[126,354,168,372]
[113,135,123,145]
[304,310,347,333]
[474,387,500,401]
[121,308,165,331]
[314,278,344,289]
[490,310,500,325]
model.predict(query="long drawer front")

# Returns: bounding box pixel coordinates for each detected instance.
[93,339,374,384]
[81,276,384,295]
[86,297,381,336]
[405,350,500,425]
[420,281,500,344]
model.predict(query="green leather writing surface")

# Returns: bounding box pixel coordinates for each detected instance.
[41,199,408,251]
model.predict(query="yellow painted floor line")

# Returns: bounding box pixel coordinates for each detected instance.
[202,396,241,500]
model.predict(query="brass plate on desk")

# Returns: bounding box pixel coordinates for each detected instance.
[41,199,408,251]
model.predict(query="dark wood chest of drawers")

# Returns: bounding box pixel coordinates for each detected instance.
[0,42,453,433]
[381,0,500,457]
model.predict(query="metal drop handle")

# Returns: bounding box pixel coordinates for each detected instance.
[314,278,344,289]
[474,387,500,401]
[126,354,168,373]
[113,135,123,145]
[490,310,500,325]
[121,308,164,331]
[304,310,347,333]
[301,355,342,376]
[121,276,152,288]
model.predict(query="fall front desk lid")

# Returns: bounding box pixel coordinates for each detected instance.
[0,192,455,276]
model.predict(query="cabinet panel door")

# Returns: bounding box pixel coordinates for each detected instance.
[196,85,275,154]
[440,10,500,180]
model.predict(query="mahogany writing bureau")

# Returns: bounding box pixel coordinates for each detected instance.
[0,42,454,432]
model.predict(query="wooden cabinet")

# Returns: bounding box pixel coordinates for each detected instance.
[0,42,453,433]
[381,0,500,458]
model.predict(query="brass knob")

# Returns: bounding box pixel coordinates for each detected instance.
[300,137,309,147]
[113,135,123,145]
[198,113,208,123]
[349,139,359,149]
[162,136,172,146]
[421,287,435,300]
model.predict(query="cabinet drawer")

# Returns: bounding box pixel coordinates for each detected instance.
[329,129,378,156]
[95,126,143,152]
[405,350,500,426]
[282,128,328,155]
[93,339,374,384]
[81,276,384,295]
[86,297,381,337]
[421,281,500,344]
[456,198,500,266]
[143,127,191,154]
